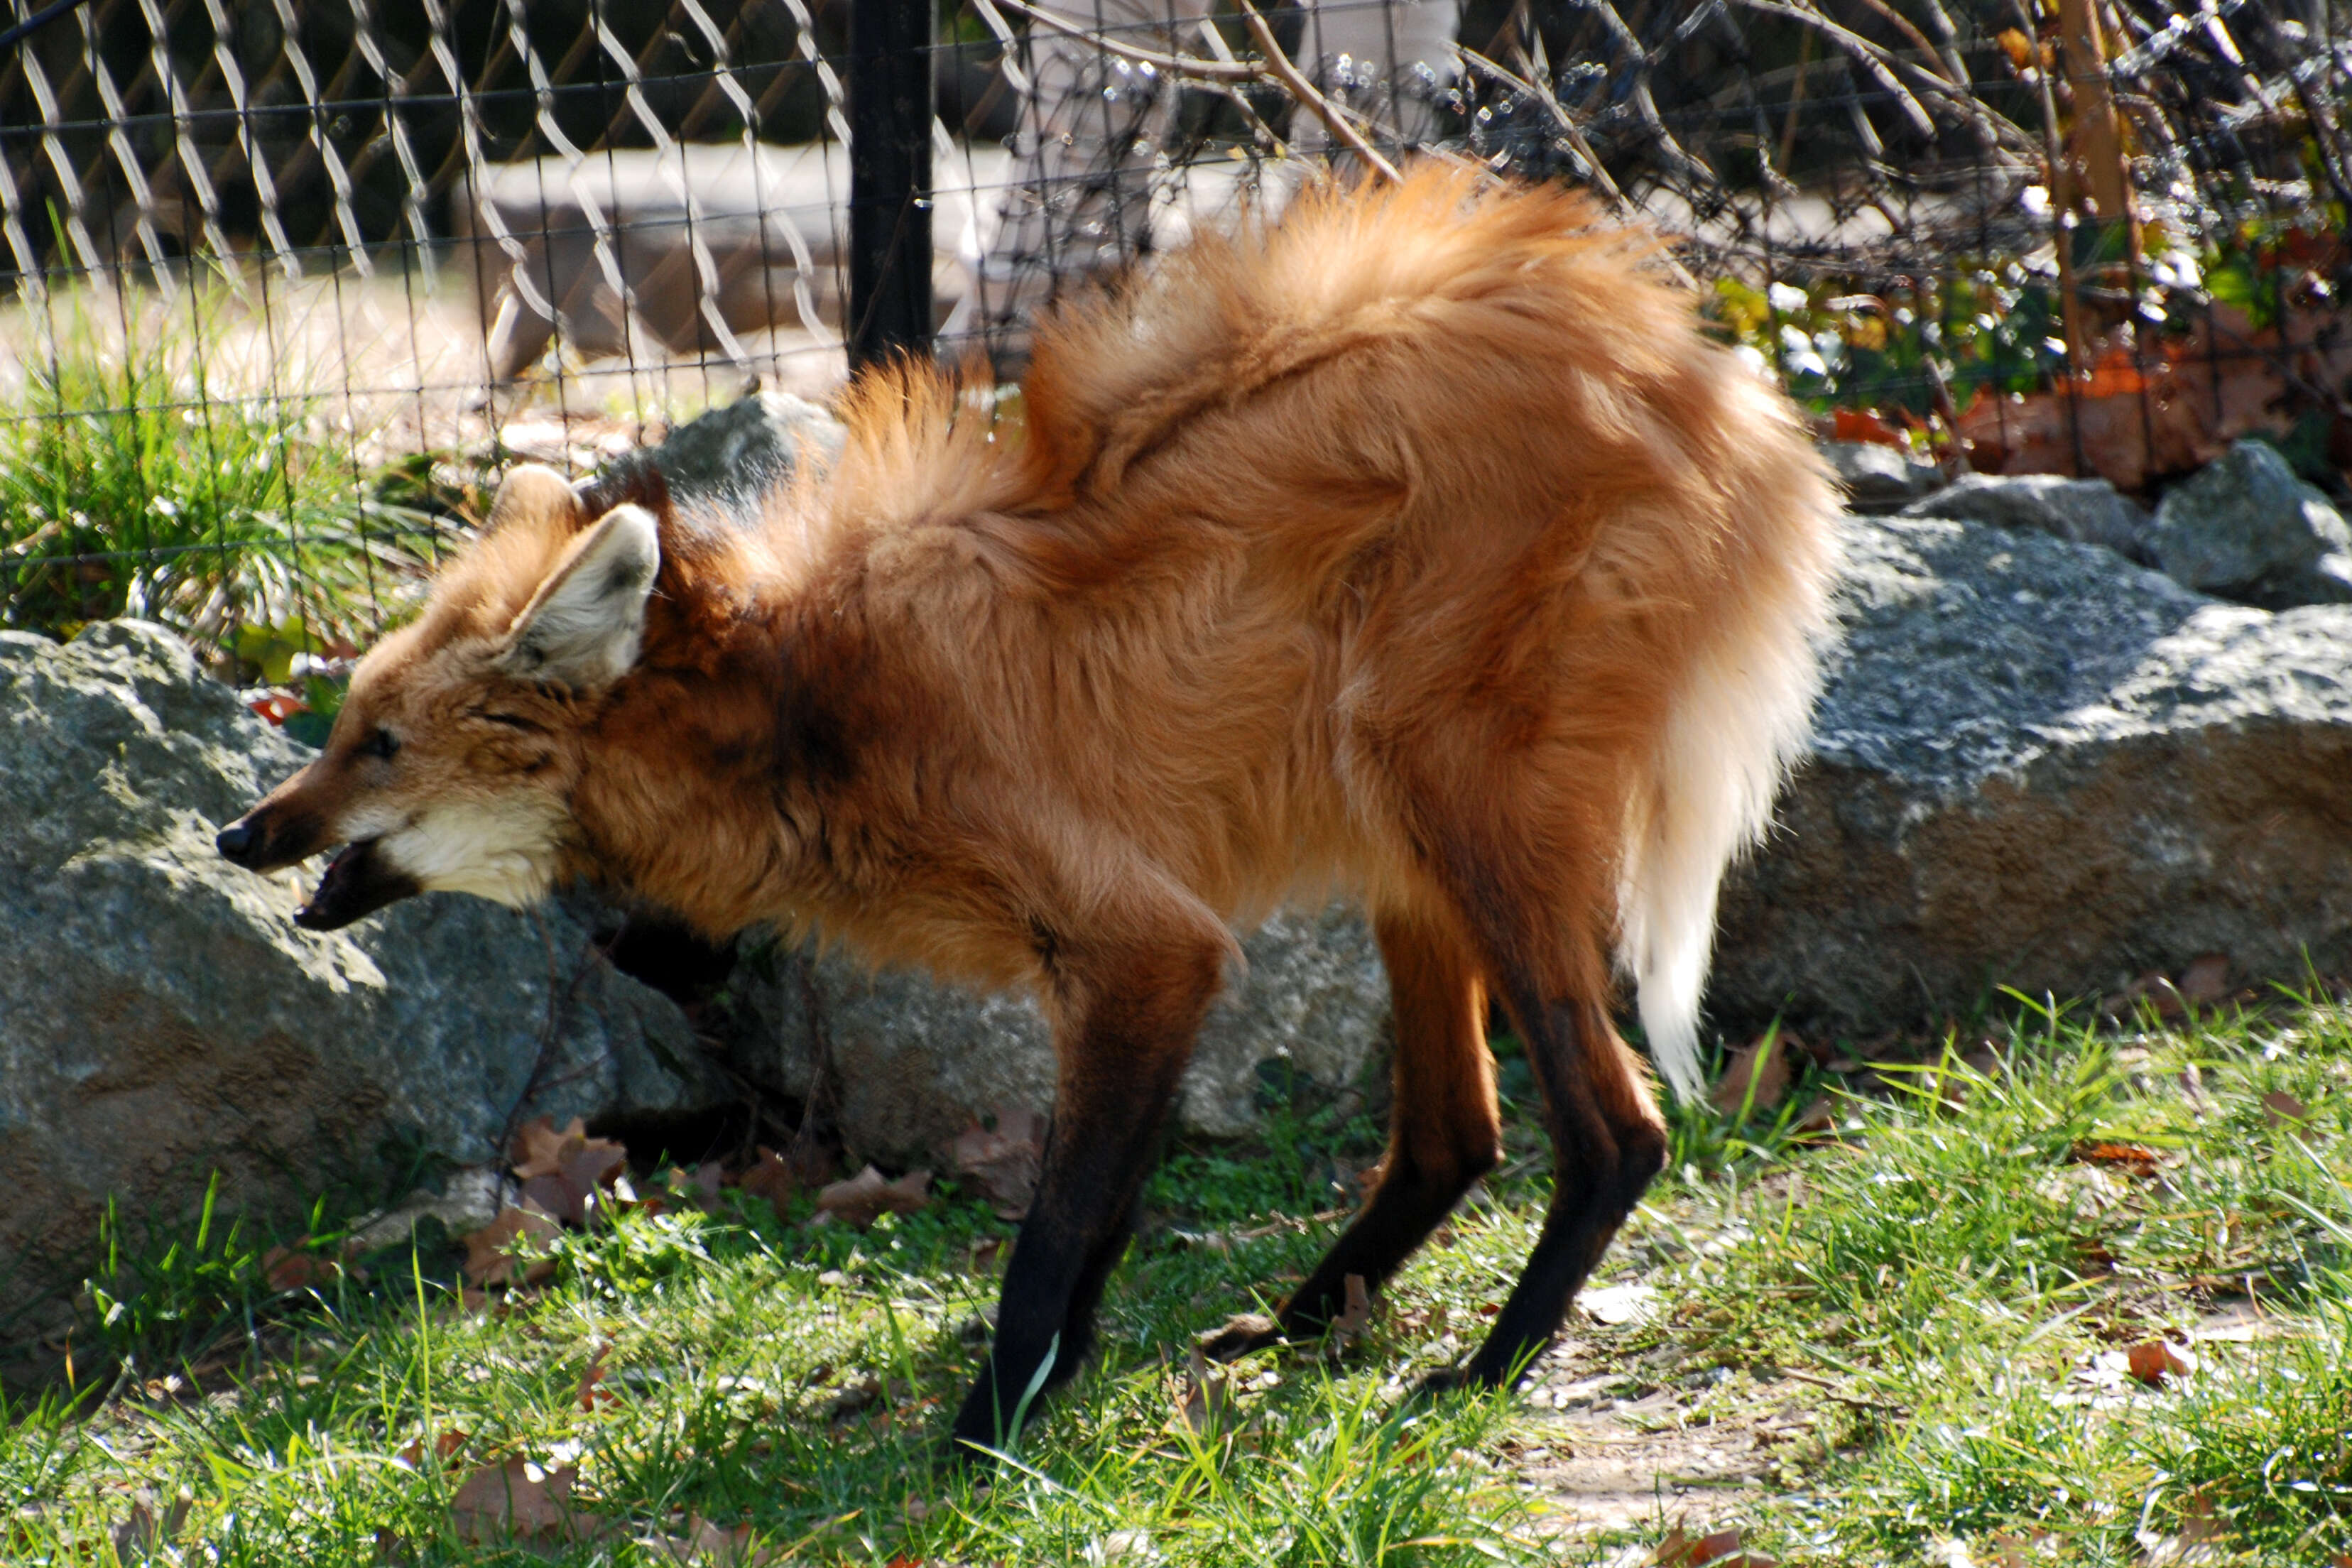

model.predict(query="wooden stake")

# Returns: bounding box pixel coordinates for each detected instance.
[2058,0,2140,262]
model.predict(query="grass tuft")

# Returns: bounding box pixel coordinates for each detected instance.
[5,996,2347,1564]
[0,283,451,673]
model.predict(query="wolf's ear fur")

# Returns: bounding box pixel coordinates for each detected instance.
[498,504,660,688]
[483,463,587,540]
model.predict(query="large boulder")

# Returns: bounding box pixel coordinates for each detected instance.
[1711,513,2352,1030]
[736,905,1391,1163]
[620,389,846,500]
[1898,472,2153,562]
[2151,440,2352,608]
[1820,440,1947,513]
[0,623,714,1322]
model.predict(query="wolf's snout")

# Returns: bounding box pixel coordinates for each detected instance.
[214,805,322,874]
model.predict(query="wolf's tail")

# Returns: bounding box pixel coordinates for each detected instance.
[1616,430,1841,1101]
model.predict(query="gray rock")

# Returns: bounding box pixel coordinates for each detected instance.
[1821,440,1946,513]
[635,390,846,500]
[1712,514,2352,1030]
[1899,472,2154,562]
[2152,440,2352,607]
[739,905,1390,1163]
[0,622,714,1317]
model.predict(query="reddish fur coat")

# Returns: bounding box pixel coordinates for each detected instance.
[559,168,1834,1096]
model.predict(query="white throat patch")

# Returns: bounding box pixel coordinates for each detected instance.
[375,799,567,908]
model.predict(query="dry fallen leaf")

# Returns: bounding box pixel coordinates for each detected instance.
[509,1116,583,1178]
[944,1106,1046,1220]
[462,1205,563,1287]
[677,1161,726,1209]
[111,1497,190,1558]
[1984,1528,2052,1568]
[637,1513,784,1564]
[2177,953,2231,1006]
[396,1429,470,1470]
[812,1166,932,1228]
[1327,1274,1373,1345]
[506,1116,628,1226]
[448,1455,583,1544]
[2140,1488,2229,1565]
[2073,1141,2162,1178]
[2106,969,2188,1021]
[2261,1091,2312,1129]
[1711,1032,1791,1116]
[1177,1342,1234,1437]
[261,1243,339,1292]
[1655,1523,1775,1567]
[2125,1339,2197,1385]
[738,1145,802,1219]
[1832,405,1908,447]
[579,1341,620,1410]
[1581,1282,1661,1327]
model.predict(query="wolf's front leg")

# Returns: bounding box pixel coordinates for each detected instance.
[948,927,1224,1461]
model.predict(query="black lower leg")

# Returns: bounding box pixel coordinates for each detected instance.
[1280,1151,1488,1333]
[1446,998,1665,1390]
[1203,908,1498,1361]
[949,943,1216,1457]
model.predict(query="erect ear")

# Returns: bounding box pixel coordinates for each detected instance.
[481,462,587,540]
[497,504,660,689]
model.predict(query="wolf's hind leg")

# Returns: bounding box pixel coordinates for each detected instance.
[1201,906,1499,1360]
[1429,869,1667,1392]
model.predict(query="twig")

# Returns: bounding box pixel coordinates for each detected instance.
[1236,0,1404,184]
[1730,0,2039,154]
[1849,0,1954,81]
[1777,28,1814,178]
[984,0,1255,80]
[1456,44,1626,207]
[1188,13,1293,160]
[984,0,1403,184]
[1576,0,1719,185]
[2013,0,2090,474]
[1454,45,1700,292]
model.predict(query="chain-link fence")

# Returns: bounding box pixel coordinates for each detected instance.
[1,0,2346,699]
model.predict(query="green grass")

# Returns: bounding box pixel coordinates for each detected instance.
[0,283,451,675]
[6,995,2348,1565]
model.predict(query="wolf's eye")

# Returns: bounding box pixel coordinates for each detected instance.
[358,726,399,761]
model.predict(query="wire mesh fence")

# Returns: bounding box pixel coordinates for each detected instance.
[1,0,2346,699]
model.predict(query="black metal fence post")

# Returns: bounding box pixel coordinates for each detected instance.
[847,0,935,372]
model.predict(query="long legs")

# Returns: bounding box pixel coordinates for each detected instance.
[949,929,1223,1457]
[1430,986,1665,1390]
[1203,908,1501,1359]
[1208,818,1669,1393]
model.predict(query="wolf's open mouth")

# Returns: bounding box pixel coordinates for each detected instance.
[294,839,422,931]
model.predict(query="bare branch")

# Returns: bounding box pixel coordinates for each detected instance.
[1455,45,1626,207]
[984,0,1405,185]
[1236,0,1405,184]
[1729,0,2040,155]
[984,0,1256,81]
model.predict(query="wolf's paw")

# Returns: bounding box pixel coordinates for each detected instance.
[1409,1365,1486,1401]
[1197,1312,1284,1363]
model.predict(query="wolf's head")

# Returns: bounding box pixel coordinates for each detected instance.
[217,464,662,930]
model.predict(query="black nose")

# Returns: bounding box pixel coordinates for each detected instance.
[216,822,256,863]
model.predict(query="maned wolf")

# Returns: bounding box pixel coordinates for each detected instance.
[218,167,1839,1457]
